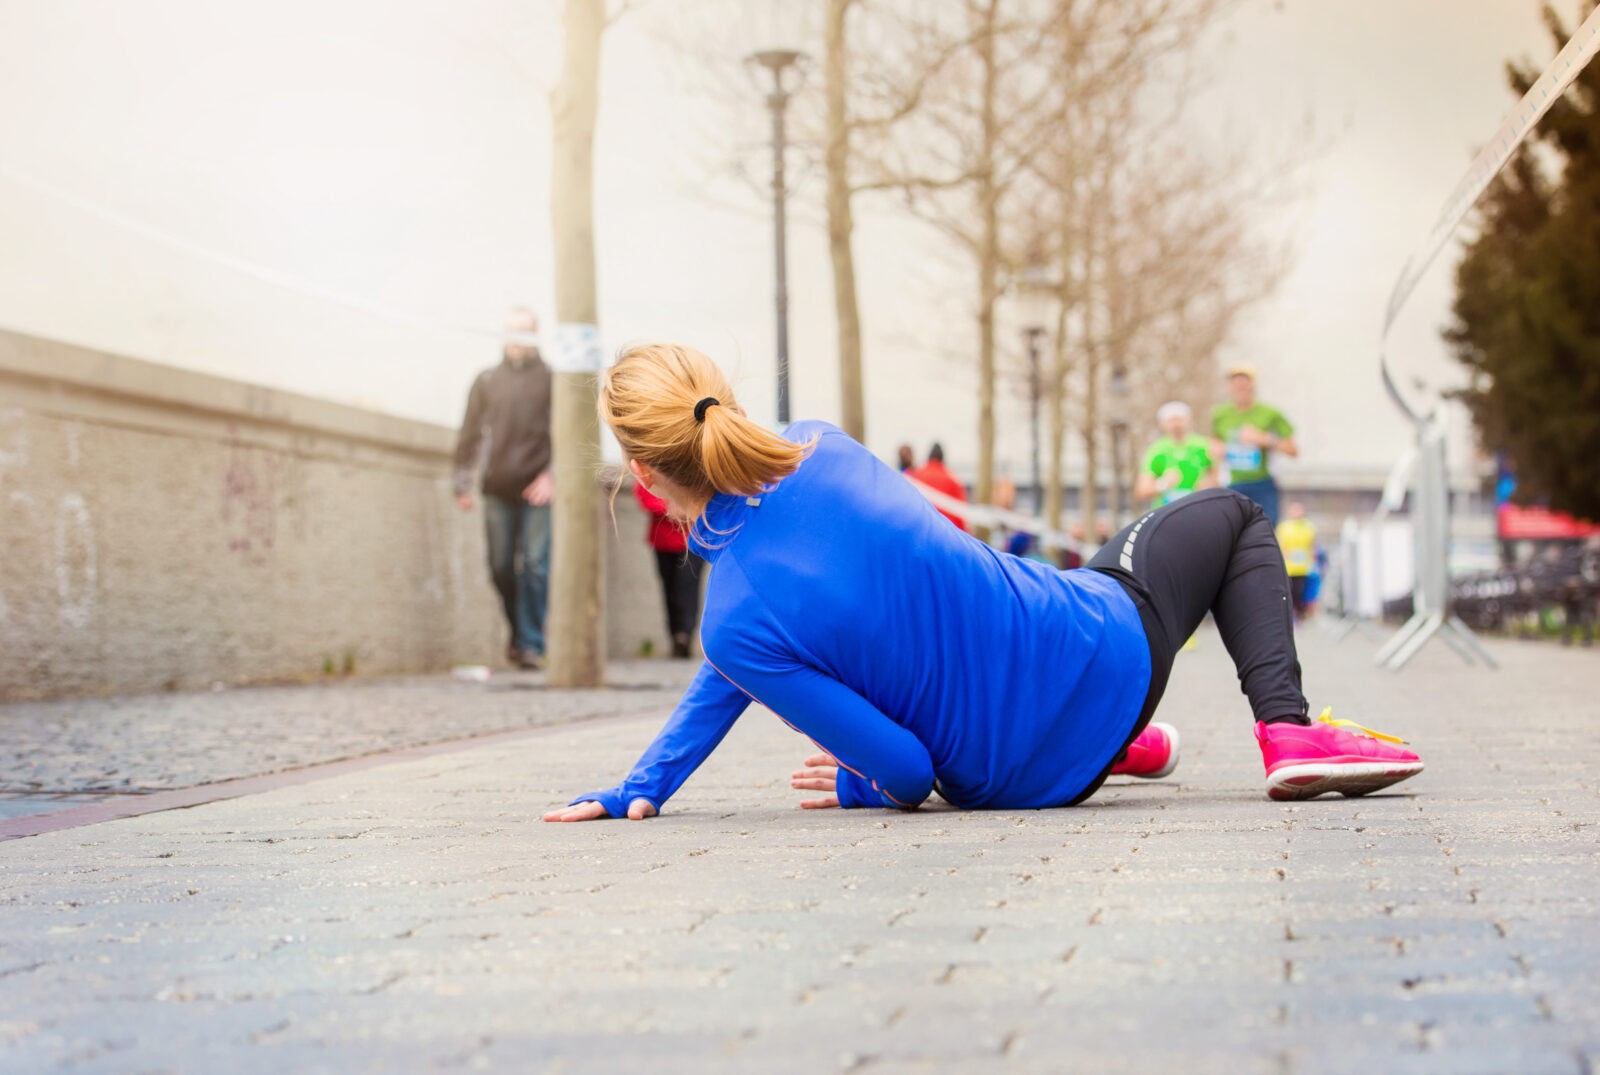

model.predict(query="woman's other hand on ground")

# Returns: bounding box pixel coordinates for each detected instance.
[542,799,657,822]
[791,752,840,809]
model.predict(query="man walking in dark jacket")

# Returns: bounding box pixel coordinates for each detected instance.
[454,308,553,669]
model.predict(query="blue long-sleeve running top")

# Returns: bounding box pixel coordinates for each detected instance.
[574,422,1152,815]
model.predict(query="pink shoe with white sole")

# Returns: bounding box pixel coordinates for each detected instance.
[1256,709,1423,801]
[1110,721,1180,779]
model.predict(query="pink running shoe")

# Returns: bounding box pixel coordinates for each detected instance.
[1110,721,1180,779]
[1256,709,1423,801]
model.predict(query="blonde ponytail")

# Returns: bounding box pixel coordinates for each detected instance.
[599,343,812,518]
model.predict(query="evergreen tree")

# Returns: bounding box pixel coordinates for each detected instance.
[1446,4,1600,520]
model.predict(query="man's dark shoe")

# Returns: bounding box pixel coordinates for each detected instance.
[510,648,542,670]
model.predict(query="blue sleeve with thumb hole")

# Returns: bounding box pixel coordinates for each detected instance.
[568,660,751,817]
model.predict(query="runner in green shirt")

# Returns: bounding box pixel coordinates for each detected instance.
[1136,401,1217,507]
[1210,362,1297,525]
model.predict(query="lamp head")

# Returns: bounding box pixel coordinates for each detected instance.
[746,48,806,94]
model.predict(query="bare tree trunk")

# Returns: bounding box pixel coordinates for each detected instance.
[1044,300,1069,531]
[824,0,866,442]
[1081,357,1100,540]
[1080,170,1102,541]
[546,0,606,688]
[974,0,1001,526]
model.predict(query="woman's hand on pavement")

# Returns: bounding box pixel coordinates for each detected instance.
[542,798,657,822]
[791,752,840,809]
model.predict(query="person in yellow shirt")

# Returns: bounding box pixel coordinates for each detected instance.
[1276,501,1317,621]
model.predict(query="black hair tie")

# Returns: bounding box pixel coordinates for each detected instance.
[693,397,720,423]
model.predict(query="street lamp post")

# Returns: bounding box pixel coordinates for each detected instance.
[747,48,804,426]
[1109,418,1129,522]
[1014,258,1056,514]
[1109,363,1131,524]
[1022,326,1045,511]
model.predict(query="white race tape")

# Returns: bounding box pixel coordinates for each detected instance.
[550,323,604,373]
[905,477,1085,555]
[1381,6,1600,417]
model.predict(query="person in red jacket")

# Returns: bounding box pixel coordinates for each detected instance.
[634,479,705,658]
[906,443,969,532]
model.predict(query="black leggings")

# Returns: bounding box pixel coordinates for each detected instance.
[1072,489,1309,802]
[655,549,705,639]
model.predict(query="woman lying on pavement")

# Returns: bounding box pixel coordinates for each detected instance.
[543,344,1422,823]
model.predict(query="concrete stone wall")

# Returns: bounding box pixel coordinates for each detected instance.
[0,330,679,701]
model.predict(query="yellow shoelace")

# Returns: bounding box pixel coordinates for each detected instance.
[1316,707,1408,745]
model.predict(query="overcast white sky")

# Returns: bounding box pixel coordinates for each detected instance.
[0,0,1566,480]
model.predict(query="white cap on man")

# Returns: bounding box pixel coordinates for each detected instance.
[1156,400,1191,425]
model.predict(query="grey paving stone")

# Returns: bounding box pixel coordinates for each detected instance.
[0,630,1595,1073]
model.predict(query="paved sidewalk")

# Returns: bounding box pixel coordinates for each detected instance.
[0,629,1596,1073]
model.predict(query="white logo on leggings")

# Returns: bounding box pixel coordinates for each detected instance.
[1119,511,1156,571]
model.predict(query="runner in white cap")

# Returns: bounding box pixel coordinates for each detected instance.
[1135,401,1217,508]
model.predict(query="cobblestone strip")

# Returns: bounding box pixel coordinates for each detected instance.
[0,660,699,793]
[0,710,662,841]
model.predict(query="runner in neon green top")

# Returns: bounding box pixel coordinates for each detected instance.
[1135,401,1217,507]
[1210,363,1298,525]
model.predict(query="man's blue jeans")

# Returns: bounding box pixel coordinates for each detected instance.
[482,495,550,655]
[1228,477,1280,528]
